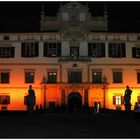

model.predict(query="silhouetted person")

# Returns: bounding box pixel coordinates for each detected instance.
[134,102,140,120]
[35,105,40,114]
[26,85,36,115]
[40,104,43,113]
[134,102,139,110]
[124,85,132,111]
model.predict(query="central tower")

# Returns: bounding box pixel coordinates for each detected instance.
[40,2,108,32]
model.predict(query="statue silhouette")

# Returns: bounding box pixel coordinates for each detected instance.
[124,85,132,111]
[25,85,36,115]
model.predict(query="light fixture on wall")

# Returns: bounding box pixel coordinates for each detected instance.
[102,75,108,109]
[40,75,48,110]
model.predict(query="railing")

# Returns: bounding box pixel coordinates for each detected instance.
[58,56,91,62]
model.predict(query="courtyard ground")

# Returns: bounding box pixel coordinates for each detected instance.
[0,110,139,138]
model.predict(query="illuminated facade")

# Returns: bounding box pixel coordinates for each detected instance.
[0,2,140,111]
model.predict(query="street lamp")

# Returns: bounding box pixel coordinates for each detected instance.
[40,75,48,110]
[102,76,107,109]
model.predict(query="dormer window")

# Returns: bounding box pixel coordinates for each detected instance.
[62,12,69,21]
[79,12,86,21]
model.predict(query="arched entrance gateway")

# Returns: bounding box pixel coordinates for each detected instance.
[68,92,82,112]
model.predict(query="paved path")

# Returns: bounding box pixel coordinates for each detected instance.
[0,112,139,138]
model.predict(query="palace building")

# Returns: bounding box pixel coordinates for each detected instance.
[0,2,140,111]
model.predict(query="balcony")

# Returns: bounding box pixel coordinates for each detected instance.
[58,56,91,62]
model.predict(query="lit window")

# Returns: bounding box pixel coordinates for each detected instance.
[25,72,34,83]
[113,95,124,105]
[92,71,102,83]
[116,96,121,105]
[48,72,57,83]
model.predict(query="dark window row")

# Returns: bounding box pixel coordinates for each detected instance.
[1,42,140,58]
[88,43,126,58]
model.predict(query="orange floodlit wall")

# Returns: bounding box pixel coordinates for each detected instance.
[0,83,140,111]
[88,85,104,108]
[1,41,140,111]
[0,87,42,110]
[106,86,140,110]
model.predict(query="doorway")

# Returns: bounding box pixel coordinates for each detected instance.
[68,92,82,113]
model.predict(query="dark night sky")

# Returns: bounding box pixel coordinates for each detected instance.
[0,1,140,32]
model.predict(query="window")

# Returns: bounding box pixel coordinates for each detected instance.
[48,72,57,83]
[137,72,140,83]
[68,71,82,83]
[0,72,10,84]
[25,72,34,83]
[44,42,61,57]
[113,96,124,105]
[0,95,10,104]
[4,36,9,40]
[132,47,140,58]
[114,36,120,40]
[21,42,38,57]
[79,12,85,21]
[137,96,140,104]
[62,12,69,21]
[113,71,122,83]
[108,43,126,58]
[88,43,105,57]
[92,71,102,83]
[71,14,77,21]
[70,47,79,57]
[0,47,15,58]
[137,36,140,40]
